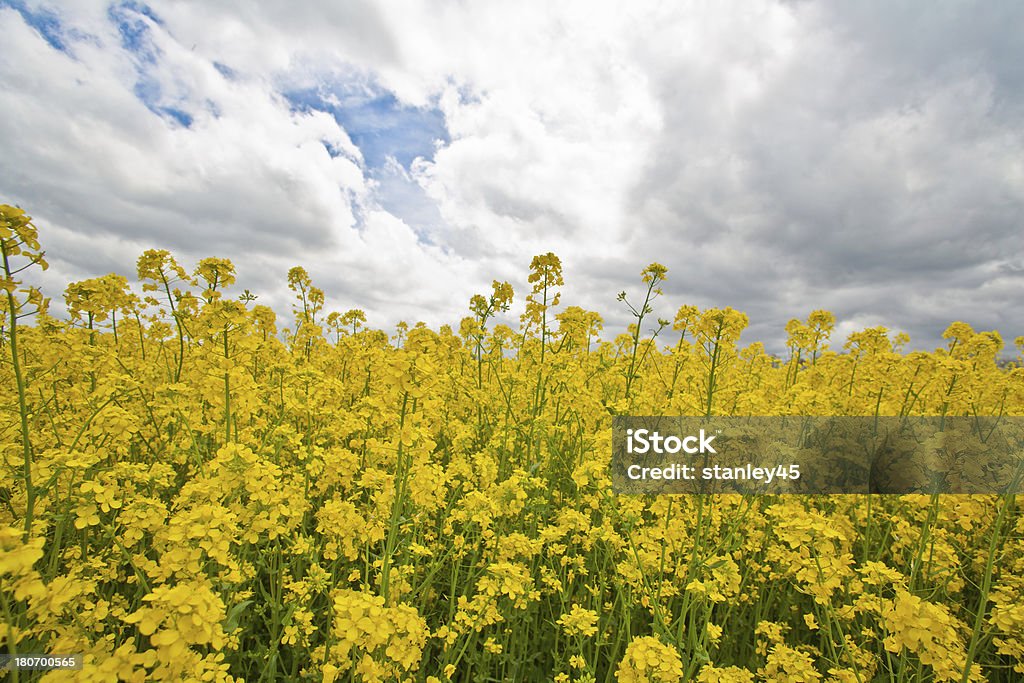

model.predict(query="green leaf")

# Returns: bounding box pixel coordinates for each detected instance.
[223,599,253,633]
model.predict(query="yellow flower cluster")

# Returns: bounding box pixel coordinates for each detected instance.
[880,590,981,681]
[615,636,684,682]
[121,579,230,676]
[557,604,600,637]
[324,588,428,681]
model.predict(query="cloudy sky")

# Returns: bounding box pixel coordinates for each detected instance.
[1,1,1022,355]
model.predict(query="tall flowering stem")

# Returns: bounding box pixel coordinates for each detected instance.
[1,205,47,536]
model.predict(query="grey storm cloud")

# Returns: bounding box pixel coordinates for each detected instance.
[617,1,1024,352]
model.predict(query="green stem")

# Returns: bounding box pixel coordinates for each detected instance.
[961,490,1017,682]
[2,240,35,537]
[223,324,232,445]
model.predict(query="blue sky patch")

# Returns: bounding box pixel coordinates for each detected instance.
[281,77,450,241]
[132,81,193,128]
[109,2,194,128]
[372,164,446,246]
[158,106,193,128]
[108,1,160,62]
[283,82,449,169]
[3,0,69,52]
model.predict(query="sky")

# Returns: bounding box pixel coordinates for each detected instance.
[1,0,1022,356]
